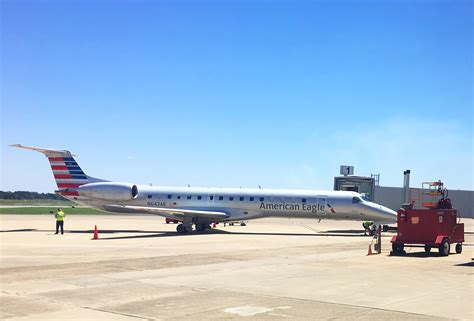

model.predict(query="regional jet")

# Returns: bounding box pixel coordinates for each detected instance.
[12,144,397,233]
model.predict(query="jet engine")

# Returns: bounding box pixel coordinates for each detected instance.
[77,182,138,201]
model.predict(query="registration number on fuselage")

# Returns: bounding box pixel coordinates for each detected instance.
[147,201,167,206]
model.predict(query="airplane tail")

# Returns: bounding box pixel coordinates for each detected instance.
[11,144,106,196]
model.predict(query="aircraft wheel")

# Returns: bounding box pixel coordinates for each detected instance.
[455,243,462,254]
[438,239,450,256]
[177,224,187,234]
[424,245,431,253]
[195,223,207,232]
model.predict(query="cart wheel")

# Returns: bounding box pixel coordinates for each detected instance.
[455,243,462,254]
[424,245,431,253]
[438,239,450,256]
[392,243,404,253]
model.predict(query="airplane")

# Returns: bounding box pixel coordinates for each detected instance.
[12,144,397,234]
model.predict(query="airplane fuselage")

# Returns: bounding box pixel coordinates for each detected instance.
[71,184,396,224]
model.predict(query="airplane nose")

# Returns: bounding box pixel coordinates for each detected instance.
[380,206,397,224]
[363,202,397,224]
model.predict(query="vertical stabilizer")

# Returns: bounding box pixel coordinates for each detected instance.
[11,144,106,196]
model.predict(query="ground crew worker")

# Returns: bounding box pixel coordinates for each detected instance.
[55,208,65,235]
[362,221,374,236]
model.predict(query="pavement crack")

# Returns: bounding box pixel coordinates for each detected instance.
[84,306,153,320]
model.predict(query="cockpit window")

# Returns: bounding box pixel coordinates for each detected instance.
[352,197,362,204]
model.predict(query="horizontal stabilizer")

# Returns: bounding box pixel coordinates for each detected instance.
[10,144,75,157]
[105,205,230,219]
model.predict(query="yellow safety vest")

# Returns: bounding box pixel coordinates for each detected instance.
[362,221,373,229]
[56,211,65,222]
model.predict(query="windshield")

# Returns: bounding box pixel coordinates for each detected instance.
[352,197,362,204]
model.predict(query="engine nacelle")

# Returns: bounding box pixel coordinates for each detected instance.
[77,182,138,201]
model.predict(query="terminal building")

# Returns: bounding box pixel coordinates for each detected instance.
[334,166,473,218]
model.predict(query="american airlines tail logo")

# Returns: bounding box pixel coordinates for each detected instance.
[48,156,88,196]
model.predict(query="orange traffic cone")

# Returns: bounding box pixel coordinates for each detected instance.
[367,244,373,256]
[92,225,99,240]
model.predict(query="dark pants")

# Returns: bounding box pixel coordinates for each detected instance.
[56,221,64,234]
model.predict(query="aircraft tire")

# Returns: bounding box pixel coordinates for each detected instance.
[195,223,207,232]
[177,224,187,234]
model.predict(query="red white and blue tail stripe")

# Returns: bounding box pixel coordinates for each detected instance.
[47,156,89,196]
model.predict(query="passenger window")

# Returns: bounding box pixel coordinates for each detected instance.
[302,198,306,203]
[240,197,244,201]
[219,196,223,201]
[210,195,214,200]
[229,196,234,201]
[260,197,264,202]
[197,196,202,200]
[167,195,172,199]
[148,195,152,199]
[250,197,254,201]
[187,195,192,200]
[177,196,181,200]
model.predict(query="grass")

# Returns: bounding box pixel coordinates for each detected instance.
[0,207,107,215]
[0,199,74,206]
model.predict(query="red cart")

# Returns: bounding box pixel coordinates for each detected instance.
[391,207,464,256]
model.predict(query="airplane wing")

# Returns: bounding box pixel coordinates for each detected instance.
[105,205,230,220]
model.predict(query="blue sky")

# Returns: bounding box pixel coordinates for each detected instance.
[1,0,472,192]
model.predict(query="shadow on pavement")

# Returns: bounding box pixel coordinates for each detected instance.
[0,229,38,232]
[0,228,378,239]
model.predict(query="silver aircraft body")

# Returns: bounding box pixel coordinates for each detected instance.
[12,144,397,233]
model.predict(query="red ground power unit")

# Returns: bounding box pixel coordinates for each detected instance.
[391,208,464,256]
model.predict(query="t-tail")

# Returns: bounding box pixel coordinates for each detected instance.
[11,144,106,197]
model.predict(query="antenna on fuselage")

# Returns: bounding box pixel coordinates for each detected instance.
[258,185,261,189]
[187,184,190,187]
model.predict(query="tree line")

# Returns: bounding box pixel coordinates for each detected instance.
[0,191,65,200]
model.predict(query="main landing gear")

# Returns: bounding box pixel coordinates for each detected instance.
[176,223,211,234]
